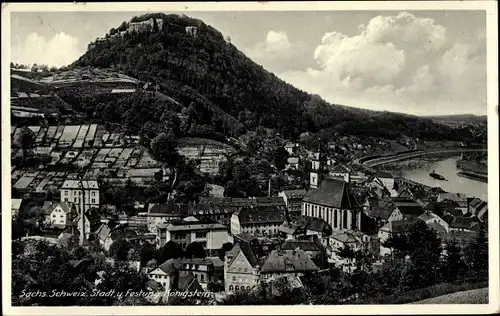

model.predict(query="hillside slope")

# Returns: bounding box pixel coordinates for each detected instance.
[411,287,488,304]
[73,13,471,141]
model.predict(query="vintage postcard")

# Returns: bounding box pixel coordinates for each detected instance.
[2,1,498,315]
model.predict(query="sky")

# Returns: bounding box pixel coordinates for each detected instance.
[10,10,487,116]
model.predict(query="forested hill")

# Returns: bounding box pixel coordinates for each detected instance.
[73,13,471,141]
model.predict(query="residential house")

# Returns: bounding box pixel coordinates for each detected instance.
[148,259,203,293]
[279,215,332,240]
[378,220,411,257]
[230,205,287,237]
[284,142,298,155]
[325,230,378,271]
[11,198,24,216]
[156,219,229,251]
[327,163,351,180]
[259,249,319,281]
[232,232,276,256]
[278,189,306,220]
[150,258,216,290]
[286,156,300,170]
[281,239,324,259]
[142,203,189,232]
[70,207,101,239]
[418,211,449,232]
[366,199,400,225]
[449,217,480,233]
[391,198,425,220]
[437,193,468,214]
[205,183,225,197]
[302,178,363,232]
[468,198,488,219]
[224,242,262,293]
[42,201,75,229]
[60,179,99,212]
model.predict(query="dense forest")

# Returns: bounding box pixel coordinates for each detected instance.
[73,13,472,141]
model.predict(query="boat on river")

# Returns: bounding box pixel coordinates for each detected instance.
[429,170,447,181]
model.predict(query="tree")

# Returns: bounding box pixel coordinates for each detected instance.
[442,240,468,282]
[465,223,488,280]
[109,238,133,261]
[156,240,183,263]
[185,241,206,259]
[150,132,181,195]
[218,242,234,261]
[13,127,35,164]
[273,147,289,171]
[152,18,159,33]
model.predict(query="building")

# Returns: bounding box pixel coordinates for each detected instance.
[224,242,263,293]
[418,211,449,232]
[148,259,204,292]
[284,142,298,155]
[365,199,400,225]
[302,178,362,232]
[278,189,306,220]
[286,156,300,170]
[142,203,189,232]
[11,198,25,216]
[60,180,99,212]
[42,201,75,229]
[437,193,468,214]
[128,18,164,33]
[468,198,488,218]
[378,219,411,257]
[281,239,324,259]
[279,215,332,240]
[156,219,229,251]
[150,258,215,290]
[230,205,287,237]
[309,143,328,189]
[391,198,425,220]
[260,249,319,281]
[449,217,480,233]
[326,230,373,272]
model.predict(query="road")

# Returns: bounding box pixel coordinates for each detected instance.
[361,148,487,167]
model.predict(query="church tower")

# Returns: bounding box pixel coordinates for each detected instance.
[310,140,328,189]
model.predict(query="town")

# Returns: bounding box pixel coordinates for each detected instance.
[10,13,489,306]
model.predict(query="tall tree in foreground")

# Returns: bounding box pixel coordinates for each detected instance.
[150,131,181,198]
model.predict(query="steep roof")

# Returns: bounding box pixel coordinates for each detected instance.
[156,259,184,274]
[303,178,359,209]
[380,220,410,234]
[393,199,424,218]
[148,203,190,216]
[329,230,361,243]
[280,189,306,199]
[367,201,396,220]
[233,205,286,225]
[227,242,259,268]
[450,217,480,230]
[177,273,204,292]
[260,249,319,274]
[293,215,331,234]
[281,239,324,252]
[42,201,73,215]
[418,211,442,222]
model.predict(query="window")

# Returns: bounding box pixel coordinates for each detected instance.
[91,191,96,196]
[200,274,204,282]
[229,285,233,291]
[195,232,207,239]
[246,286,251,291]
[91,199,96,204]
[64,190,69,196]
[60,215,64,218]
[235,286,239,291]
[232,276,236,281]
[64,198,69,202]
[52,214,56,218]
[244,268,248,273]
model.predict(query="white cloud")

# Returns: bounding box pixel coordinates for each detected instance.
[13,32,81,68]
[246,30,308,73]
[278,12,486,115]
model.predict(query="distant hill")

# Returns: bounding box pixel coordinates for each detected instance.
[424,114,487,126]
[72,13,471,142]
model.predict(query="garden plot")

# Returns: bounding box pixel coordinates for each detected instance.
[58,125,81,148]
[13,175,36,190]
[95,148,111,162]
[136,151,161,168]
[115,148,134,167]
[53,125,65,142]
[94,128,105,147]
[44,126,58,145]
[108,148,124,159]
[73,124,90,148]
[84,124,98,147]
[35,127,48,145]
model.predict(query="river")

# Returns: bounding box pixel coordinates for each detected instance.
[386,156,488,201]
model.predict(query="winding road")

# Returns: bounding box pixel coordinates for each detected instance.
[361,148,487,167]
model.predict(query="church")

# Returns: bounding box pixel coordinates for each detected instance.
[302,143,362,231]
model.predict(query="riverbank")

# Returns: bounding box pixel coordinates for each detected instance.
[457,171,488,183]
[456,159,488,175]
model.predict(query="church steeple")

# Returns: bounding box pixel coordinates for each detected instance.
[310,138,327,189]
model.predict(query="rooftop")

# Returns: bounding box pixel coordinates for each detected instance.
[61,180,99,189]
[233,205,287,225]
[260,249,319,274]
[303,178,360,209]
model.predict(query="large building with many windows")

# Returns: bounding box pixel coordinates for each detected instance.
[60,180,99,212]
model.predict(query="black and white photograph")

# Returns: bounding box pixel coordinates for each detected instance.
[2,1,498,314]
